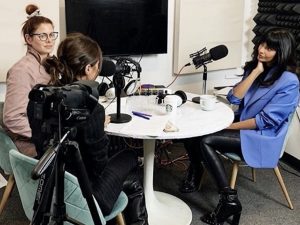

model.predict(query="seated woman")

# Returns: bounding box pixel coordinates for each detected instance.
[3,4,57,157]
[180,28,300,225]
[30,33,148,225]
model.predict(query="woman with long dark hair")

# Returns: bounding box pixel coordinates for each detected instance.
[180,28,299,225]
[35,33,148,225]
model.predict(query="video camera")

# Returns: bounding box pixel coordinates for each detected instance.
[27,80,100,156]
[28,80,100,124]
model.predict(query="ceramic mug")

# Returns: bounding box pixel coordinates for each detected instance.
[200,95,217,111]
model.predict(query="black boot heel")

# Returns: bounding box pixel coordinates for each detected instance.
[230,212,241,225]
[200,187,242,225]
[225,212,241,225]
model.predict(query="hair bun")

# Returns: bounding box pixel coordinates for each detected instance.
[26,4,39,16]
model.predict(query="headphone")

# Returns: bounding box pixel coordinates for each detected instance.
[124,77,141,96]
[156,90,187,107]
[98,57,141,98]
[98,82,115,99]
[118,57,141,96]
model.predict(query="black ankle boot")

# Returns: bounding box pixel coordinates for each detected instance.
[123,172,148,225]
[200,187,242,225]
[179,165,203,193]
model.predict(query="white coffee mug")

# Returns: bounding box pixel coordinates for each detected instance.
[200,95,217,111]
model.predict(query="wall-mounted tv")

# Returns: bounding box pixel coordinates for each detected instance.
[65,0,168,56]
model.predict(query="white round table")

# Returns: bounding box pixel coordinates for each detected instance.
[103,94,234,225]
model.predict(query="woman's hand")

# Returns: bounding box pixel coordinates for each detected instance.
[104,115,111,127]
[232,61,264,99]
[253,61,264,76]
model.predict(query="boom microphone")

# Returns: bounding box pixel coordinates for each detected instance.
[99,59,116,76]
[98,58,134,77]
[191,45,228,69]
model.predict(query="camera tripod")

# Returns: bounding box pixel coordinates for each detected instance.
[31,128,103,225]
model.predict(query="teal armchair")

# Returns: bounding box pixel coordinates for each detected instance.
[0,101,18,215]
[9,149,128,224]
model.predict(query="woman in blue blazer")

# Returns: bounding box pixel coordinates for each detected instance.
[181,28,300,225]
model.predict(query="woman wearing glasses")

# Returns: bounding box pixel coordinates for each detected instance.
[3,4,58,157]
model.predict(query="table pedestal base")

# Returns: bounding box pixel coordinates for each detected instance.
[144,139,192,225]
[146,191,192,225]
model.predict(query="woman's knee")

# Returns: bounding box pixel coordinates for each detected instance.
[201,135,215,148]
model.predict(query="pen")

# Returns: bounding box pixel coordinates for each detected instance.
[132,111,150,120]
[132,111,152,117]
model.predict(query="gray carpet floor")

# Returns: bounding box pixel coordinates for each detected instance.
[1,142,300,225]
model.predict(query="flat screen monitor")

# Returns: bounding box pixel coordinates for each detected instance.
[65,0,168,56]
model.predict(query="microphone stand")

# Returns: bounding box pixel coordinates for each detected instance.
[192,64,207,103]
[109,74,132,123]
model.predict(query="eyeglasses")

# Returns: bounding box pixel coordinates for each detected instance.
[30,32,59,41]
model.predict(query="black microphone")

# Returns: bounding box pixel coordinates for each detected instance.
[99,58,132,76]
[191,45,228,69]
[99,59,116,76]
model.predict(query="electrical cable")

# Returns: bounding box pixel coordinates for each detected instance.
[104,97,116,110]
[155,140,189,171]
[122,137,143,149]
[166,63,190,88]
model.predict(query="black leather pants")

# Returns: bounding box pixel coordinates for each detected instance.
[183,129,242,190]
[201,129,242,189]
[182,136,203,167]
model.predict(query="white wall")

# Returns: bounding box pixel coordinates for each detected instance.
[0,0,60,82]
[0,0,60,99]
[173,0,245,75]
[285,109,300,160]
[0,0,258,98]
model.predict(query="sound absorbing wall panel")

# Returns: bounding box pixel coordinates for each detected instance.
[173,0,244,75]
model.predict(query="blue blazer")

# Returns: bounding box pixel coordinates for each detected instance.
[227,69,299,168]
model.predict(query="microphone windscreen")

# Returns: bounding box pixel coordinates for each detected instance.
[209,45,228,61]
[99,59,116,76]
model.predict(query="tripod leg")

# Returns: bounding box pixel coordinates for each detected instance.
[31,163,56,225]
[51,147,67,225]
[49,142,91,225]
[68,141,103,225]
